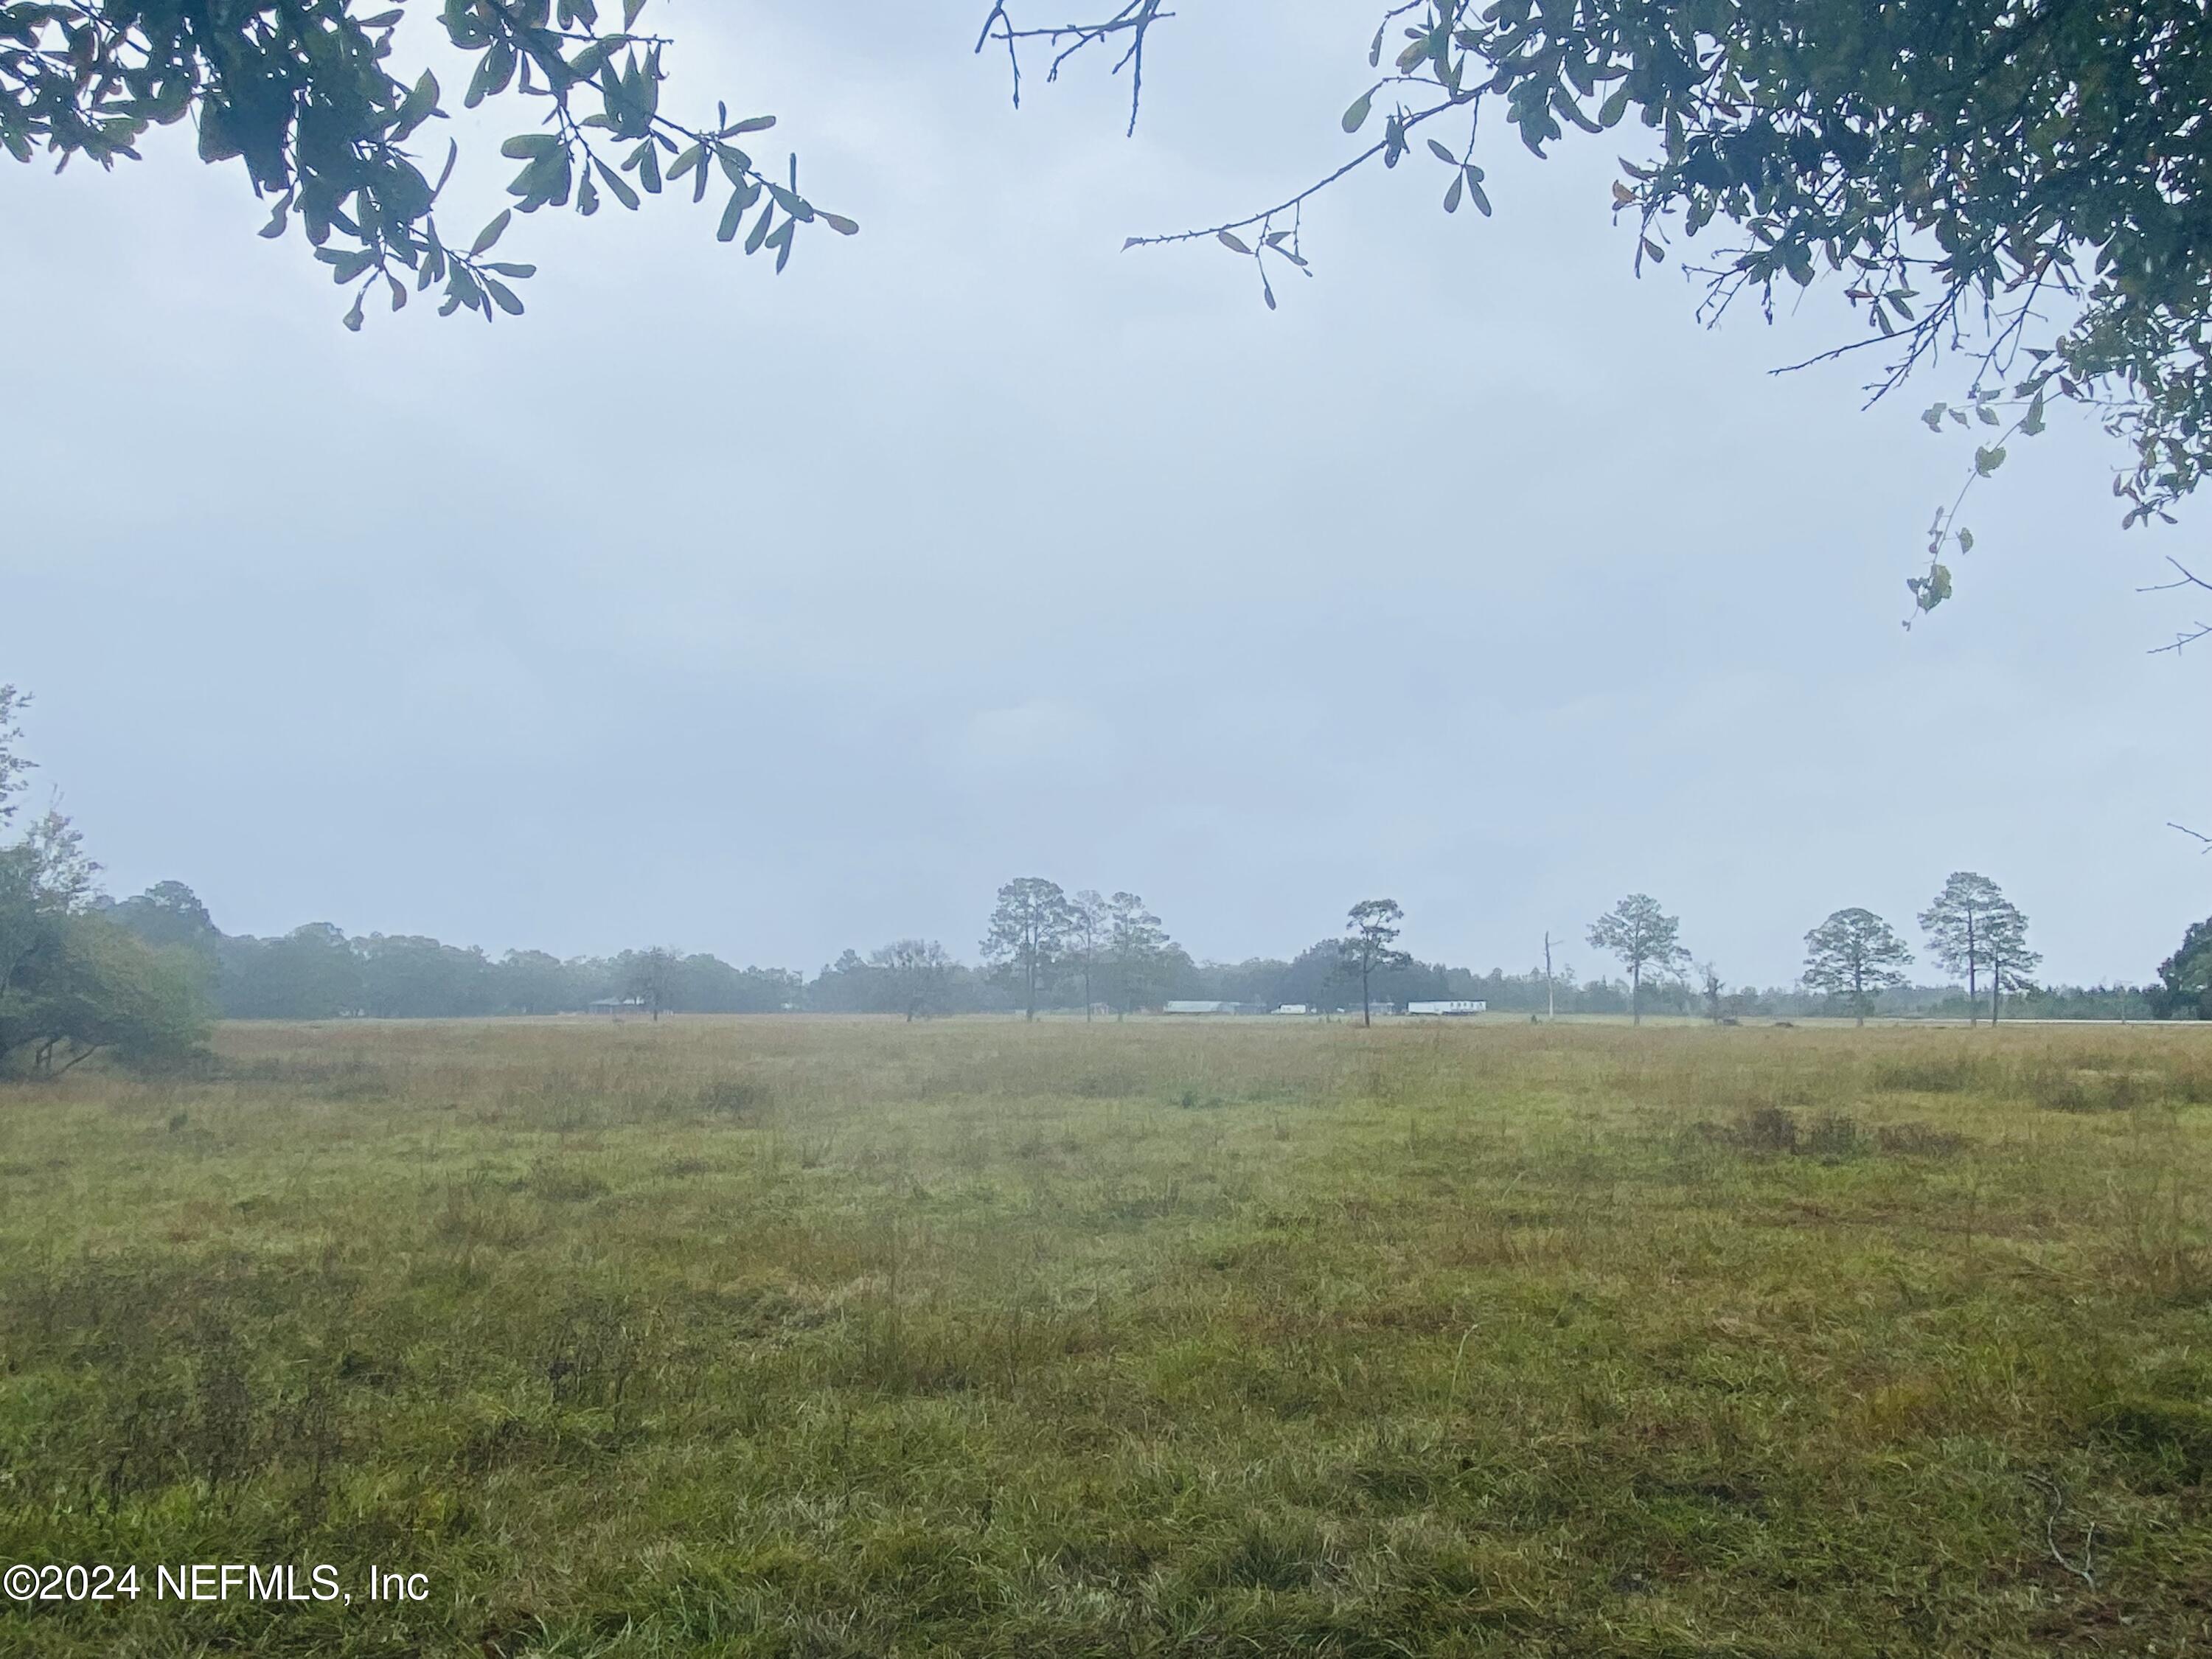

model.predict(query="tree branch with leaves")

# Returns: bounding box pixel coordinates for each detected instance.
[990,0,2212,611]
[1,0,856,329]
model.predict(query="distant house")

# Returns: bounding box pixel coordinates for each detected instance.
[1407,1000,1487,1016]
[588,997,650,1018]
[1162,1000,1261,1016]
[1273,1004,1313,1016]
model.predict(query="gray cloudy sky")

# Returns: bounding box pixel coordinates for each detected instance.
[2,2,2203,986]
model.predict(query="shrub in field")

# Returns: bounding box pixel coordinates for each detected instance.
[1801,1110,1865,1159]
[1711,1105,1866,1158]
[2025,1062,2156,1113]
[1871,1053,1983,1095]
[1733,1105,1800,1153]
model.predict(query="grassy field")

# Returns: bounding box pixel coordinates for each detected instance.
[6,1016,2212,1656]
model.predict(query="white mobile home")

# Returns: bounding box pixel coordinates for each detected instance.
[1406,1000,1487,1017]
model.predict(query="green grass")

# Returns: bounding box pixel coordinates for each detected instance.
[6,1016,2212,1655]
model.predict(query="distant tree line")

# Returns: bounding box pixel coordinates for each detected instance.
[64,869,2196,1028]
[7,685,2209,1060]
[94,887,810,1021]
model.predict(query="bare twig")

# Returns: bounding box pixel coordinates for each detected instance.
[975,1,1172,136]
[2142,559,2212,653]
[2171,823,2212,853]
[2140,557,2211,596]
[1122,142,1397,251]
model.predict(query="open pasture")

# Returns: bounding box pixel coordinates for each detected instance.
[5,1016,2212,1656]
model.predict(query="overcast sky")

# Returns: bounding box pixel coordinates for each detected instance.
[2,2,2204,987]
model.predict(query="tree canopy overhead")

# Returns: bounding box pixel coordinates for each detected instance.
[2,0,855,327]
[14,3,2210,608]
[992,0,2212,609]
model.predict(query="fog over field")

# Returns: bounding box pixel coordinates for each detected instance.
[0,4,2202,984]
[12,10,2212,1649]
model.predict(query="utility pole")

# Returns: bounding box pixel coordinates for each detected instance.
[1543,931,1559,1022]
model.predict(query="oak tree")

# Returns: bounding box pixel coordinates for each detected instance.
[871,937,954,1023]
[622,942,678,1020]
[2152,915,2212,1020]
